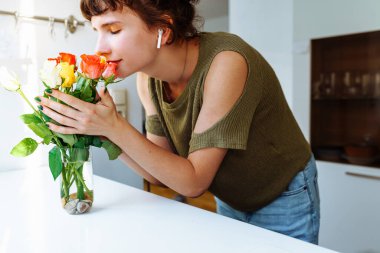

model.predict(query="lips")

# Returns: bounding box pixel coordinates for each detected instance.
[106,59,122,64]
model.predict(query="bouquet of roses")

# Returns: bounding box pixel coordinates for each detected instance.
[0,53,122,214]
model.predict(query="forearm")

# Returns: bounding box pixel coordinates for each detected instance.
[118,152,164,186]
[108,118,201,196]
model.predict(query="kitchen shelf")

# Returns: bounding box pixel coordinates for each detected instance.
[311,30,380,168]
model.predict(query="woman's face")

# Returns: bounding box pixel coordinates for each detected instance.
[91,7,158,78]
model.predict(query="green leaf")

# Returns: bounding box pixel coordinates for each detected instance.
[10,138,38,157]
[49,146,63,180]
[103,74,116,85]
[80,79,96,103]
[83,136,93,146]
[101,140,122,160]
[92,136,102,148]
[73,137,85,148]
[69,147,89,162]
[75,76,86,91]
[42,81,50,89]
[72,136,93,149]
[55,133,77,146]
[43,135,53,145]
[28,122,51,139]
[20,113,42,124]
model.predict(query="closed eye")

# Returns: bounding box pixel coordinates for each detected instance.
[110,30,121,35]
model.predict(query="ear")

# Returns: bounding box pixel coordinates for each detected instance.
[157,27,172,48]
[157,15,174,47]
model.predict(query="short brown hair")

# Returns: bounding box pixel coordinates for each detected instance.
[80,0,203,44]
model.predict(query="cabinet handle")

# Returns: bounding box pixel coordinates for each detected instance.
[345,171,380,181]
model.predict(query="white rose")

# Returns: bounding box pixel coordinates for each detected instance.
[0,66,21,92]
[39,60,62,87]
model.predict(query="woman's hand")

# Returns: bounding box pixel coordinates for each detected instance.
[36,87,122,137]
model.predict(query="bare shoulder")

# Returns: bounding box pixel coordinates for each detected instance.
[205,51,248,102]
[136,72,157,116]
[193,51,248,133]
[209,50,248,83]
[136,72,149,99]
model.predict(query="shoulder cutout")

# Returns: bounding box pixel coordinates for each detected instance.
[193,50,248,134]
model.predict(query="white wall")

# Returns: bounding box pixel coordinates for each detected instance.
[0,1,141,175]
[229,0,294,107]
[203,15,229,32]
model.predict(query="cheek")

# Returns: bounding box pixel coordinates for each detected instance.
[121,43,156,66]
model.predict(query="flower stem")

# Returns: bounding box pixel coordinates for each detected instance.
[61,164,70,201]
[17,89,39,115]
[73,168,92,197]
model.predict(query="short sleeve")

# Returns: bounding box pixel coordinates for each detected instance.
[145,114,166,136]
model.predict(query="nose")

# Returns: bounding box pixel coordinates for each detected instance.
[95,35,111,57]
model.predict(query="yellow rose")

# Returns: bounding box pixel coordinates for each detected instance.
[59,62,76,88]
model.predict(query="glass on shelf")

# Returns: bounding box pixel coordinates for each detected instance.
[312,80,321,99]
[361,73,371,98]
[313,72,337,99]
[374,72,380,98]
[313,70,380,100]
[342,71,359,98]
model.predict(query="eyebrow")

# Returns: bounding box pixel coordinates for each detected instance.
[93,21,122,31]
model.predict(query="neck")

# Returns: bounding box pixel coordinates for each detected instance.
[177,40,189,84]
[146,39,195,85]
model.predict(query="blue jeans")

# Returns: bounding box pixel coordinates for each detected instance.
[215,155,320,244]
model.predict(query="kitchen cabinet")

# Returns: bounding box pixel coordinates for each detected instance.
[311,30,380,169]
[144,180,216,212]
[318,161,380,253]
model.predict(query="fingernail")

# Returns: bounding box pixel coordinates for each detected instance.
[45,88,52,94]
[37,105,43,111]
[34,97,41,102]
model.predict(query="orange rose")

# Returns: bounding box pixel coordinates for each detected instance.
[48,52,76,66]
[102,62,118,79]
[59,52,76,66]
[80,54,106,79]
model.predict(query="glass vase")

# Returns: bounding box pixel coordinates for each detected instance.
[60,147,94,214]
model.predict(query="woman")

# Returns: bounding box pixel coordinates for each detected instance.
[37,0,320,244]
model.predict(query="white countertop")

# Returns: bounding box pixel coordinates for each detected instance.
[0,168,337,253]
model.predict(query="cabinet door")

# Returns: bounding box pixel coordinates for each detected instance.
[318,161,380,253]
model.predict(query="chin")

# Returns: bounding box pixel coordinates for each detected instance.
[116,66,134,78]
[116,71,129,78]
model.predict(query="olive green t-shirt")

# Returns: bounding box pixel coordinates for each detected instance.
[146,32,311,212]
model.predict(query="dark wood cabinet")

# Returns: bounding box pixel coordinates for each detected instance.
[144,180,216,212]
[311,30,380,168]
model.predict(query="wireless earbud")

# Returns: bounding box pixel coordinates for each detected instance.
[157,28,163,49]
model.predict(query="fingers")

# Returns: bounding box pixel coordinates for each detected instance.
[37,95,82,121]
[44,89,94,113]
[97,87,115,107]
[38,103,79,129]
[46,122,78,135]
